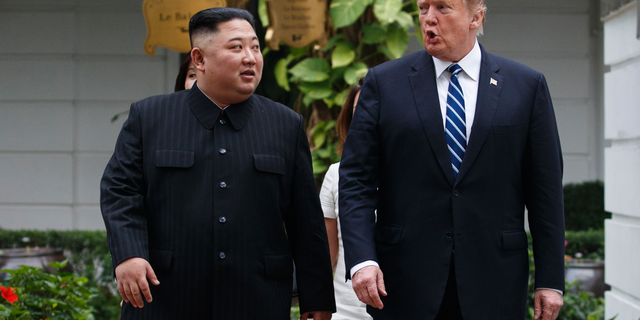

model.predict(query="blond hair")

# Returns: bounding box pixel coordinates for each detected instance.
[466,0,487,35]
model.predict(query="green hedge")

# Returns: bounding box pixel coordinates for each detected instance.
[0,230,120,320]
[565,229,605,260]
[564,181,610,231]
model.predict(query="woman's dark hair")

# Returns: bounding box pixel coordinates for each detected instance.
[174,51,193,92]
[336,77,365,155]
[189,7,255,47]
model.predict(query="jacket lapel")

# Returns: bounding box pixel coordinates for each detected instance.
[409,51,455,186]
[455,45,503,185]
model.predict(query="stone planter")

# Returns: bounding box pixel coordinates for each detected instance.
[0,247,69,282]
[564,259,609,297]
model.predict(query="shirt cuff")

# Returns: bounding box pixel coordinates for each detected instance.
[350,260,379,279]
[536,288,564,295]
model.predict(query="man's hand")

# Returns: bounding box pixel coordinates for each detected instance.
[534,289,563,320]
[352,265,387,309]
[300,311,332,320]
[115,257,160,308]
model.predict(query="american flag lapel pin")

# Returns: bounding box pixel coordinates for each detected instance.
[490,78,498,86]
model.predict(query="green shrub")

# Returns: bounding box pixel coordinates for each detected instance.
[290,304,300,320]
[565,230,605,260]
[0,230,120,320]
[559,284,605,320]
[564,181,610,231]
[0,261,94,319]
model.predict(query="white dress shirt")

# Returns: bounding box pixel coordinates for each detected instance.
[433,39,481,139]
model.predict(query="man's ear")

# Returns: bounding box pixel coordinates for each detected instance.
[191,47,205,72]
[469,9,484,30]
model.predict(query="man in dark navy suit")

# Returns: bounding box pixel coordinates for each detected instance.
[339,0,565,319]
[101,7,335,319]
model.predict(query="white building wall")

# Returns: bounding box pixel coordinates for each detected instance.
[0,0,179,230]
[602,1,640,319]
[480,0,605,184]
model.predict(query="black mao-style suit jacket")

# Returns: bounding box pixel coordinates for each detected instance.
[101,84,335,319]
[339,45,565,319]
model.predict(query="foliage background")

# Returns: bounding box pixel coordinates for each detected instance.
[563,181,610,231]
[0,228,606,319]
[0,262,94,319]
[0,231,121,320]
[256,0,423,185]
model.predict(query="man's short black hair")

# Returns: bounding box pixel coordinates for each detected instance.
[189,7,255,47]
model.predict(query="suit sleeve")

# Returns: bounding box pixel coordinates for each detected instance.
[338,68,381,280]
[285,116,336,314]
[524,74,566,292]
[100,103,149,273]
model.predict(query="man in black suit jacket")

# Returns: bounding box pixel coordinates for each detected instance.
[339,0,565,319]
[100,8,335,319]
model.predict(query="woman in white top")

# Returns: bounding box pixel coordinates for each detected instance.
[319,79,372,320]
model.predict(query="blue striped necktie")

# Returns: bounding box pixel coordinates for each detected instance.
[445,64,466,178]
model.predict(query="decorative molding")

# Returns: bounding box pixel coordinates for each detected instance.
[606,51,640,70]
[611,213,640,227]
[601,0,637,21]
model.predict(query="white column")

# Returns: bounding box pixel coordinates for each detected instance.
[603,1,640,318]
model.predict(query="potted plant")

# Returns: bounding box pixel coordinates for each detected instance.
[564,229,608,297]
[0,237,71,282]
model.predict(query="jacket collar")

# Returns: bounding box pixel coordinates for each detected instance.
[187,81,254,131]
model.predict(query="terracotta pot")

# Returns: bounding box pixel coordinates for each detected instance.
[0,247,69,282]
[564,259,610,297]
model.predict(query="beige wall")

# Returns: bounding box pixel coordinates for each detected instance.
[481,0,605,184]
[0,0,180,230]
[0,0,605,230]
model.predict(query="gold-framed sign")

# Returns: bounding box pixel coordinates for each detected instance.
[142,0,226,56]
[265,0,327,50]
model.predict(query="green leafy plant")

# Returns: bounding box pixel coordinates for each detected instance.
[559,283,605,320]
[565,229,604,260]
[0,230,121,320]
[0,261,94,319]
[260,0,421,182]
[290,304,300,320]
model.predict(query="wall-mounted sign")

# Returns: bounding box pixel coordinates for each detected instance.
[265,0,327,50]
[143,0,226,56]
